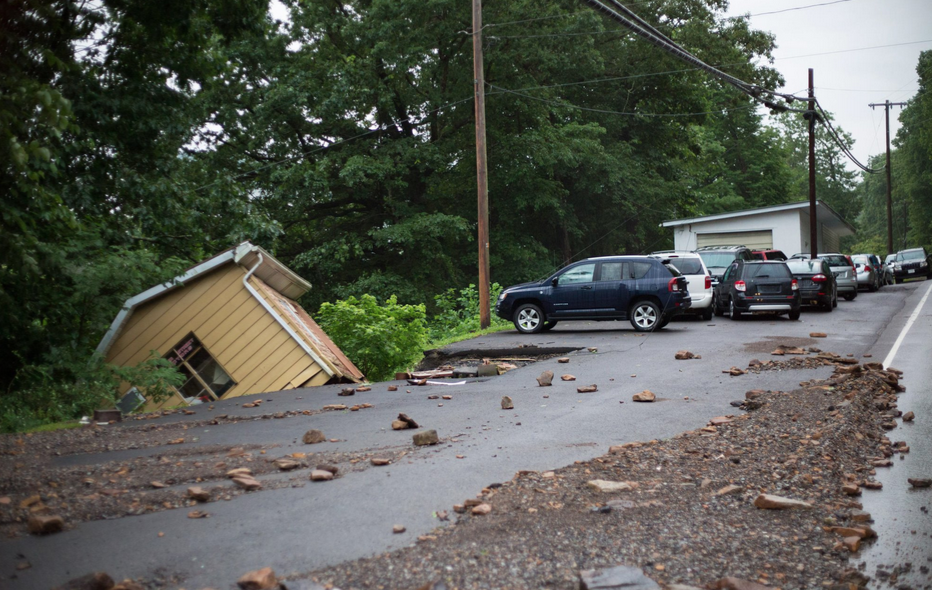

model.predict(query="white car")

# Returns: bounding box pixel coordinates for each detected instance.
[651,251,713,321]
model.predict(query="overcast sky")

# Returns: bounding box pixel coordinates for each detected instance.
[724,0,932,171]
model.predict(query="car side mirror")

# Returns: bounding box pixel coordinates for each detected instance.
[551,277,559,287]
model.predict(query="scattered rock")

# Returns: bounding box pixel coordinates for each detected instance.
[237,567,278,590]
[841,483,861,496]
[501,396,514,410]
[715,485,743,496]
[273,458,300,471]
[413,430,440,446]
[28,514,64,535]
[841,536,861,552]
[371,458,391,466]
[709,416,733,426]
[577,384,598,393]
[52,572,115,590]
[908,478,931,488]
[310,470,334,482]
[302,429,326,444]
[477,363,499,377]
[561,374,576,381]
[711,577,771,590]
[632,390,655,402]
[862,480,882,490]
[674,350,699,360]
[187,486,210,502]
[356,386,371,392]
[452,504,466,513]
[338,388,355,396]
[537,370,554,386]
[745,389,764,400]
[398,413,419,428]
[587,480,637,493]
[723,367,746,376]
[753,494,812,510]
[322,404,347,411]
[588,347,598,353]
[387,385,398,391]
[903,411,915,422]
[232,476,261,491]
[471,503,492,515]
[187,510,209,519]
[810,332,827,338]
[316,464,338,474]
[558,357,570,363]
[392,524,406,534]
[227,467,252,478]
[391,420,409,430]
[579,565,661,589]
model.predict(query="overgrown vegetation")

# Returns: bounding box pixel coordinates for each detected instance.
[1,0,929,431]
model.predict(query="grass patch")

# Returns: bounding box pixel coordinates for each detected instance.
[25,420,83,433]
[426,323,513,350]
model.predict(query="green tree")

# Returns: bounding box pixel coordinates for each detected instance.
[894,50,932,249]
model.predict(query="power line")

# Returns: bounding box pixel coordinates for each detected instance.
[488,83,756,118]
[814,98,884,173]
[728,0,855,18]
[777,39,932,61]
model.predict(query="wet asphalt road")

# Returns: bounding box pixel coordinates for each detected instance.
[2,280,931,590]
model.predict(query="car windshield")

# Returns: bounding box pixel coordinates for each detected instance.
[745,264,791,279]
[698,252,736,269]
[885,254,895,263]
[665,258,703,274]
[897,250,925,261]
[821,255,849,267]
[786,259,821,273]
[852,255,869,264]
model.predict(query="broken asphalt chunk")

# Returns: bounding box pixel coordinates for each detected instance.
[579,565,660,589]
[413,430,439,446]
[309,470,333,482]
[537,370,554,386]
[28,514,64,535]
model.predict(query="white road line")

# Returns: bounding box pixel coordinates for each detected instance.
[882,281,932,369]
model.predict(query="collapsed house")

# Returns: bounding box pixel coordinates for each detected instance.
[96,242,363,412]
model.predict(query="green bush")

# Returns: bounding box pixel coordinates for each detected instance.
[316,294,429,382]
[0,352,183,433]
[430,283,509,341]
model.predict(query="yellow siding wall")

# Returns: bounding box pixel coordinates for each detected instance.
[106,264,326,410]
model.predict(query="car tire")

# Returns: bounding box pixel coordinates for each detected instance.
[513,303,545,334]
[843,292,856,301]
[832,287,838,308]
[895,277,903,284]
[713,296,724,317]
[541,321,558,332]
[729,299,742,321]
[701,307,713,321]
[629,300,661,332]
[868,281,878,292]
[789,308,801,321]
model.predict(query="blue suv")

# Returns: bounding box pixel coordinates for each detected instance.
[495,256,691,333]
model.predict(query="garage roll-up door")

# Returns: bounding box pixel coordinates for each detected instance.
[696,230,773,250]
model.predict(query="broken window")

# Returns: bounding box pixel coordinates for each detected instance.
[165,334,235,404]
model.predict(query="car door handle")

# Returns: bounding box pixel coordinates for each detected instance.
[581,285,593,290]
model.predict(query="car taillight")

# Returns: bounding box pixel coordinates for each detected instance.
[865,265,873,272]
[812,274,826,283]
[735,280,746,292]
[668,277,679,292]
[704,276,711,289]
[791,279,798,291]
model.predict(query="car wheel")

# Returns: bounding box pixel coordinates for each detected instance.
[729,299,742,321]
[713,295,725,317]
[629,300,661,332]
[513,303,544,334]
[843,292,856,301]
[701,307,713,321]
[832,287,838,308]
[789,308,801,321]
[541,320,558,332]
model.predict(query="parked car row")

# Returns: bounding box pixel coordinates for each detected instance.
[495,245,931,333]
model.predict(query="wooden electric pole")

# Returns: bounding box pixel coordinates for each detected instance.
[868,100,906,254]
[473,0,490,329]
[808,69,818,260]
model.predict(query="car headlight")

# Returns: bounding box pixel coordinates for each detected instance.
[921,261,928,268]
[499,292,508,300]
[894,263,902,270]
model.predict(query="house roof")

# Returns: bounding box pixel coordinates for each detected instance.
[661,200,856,236]
[95,242,311,357]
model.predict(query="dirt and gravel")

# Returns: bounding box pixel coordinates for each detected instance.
[2,352,929,590]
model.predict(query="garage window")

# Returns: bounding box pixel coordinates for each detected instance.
[165,334,235,404]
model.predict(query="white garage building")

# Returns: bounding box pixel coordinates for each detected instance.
[661,200,855,255]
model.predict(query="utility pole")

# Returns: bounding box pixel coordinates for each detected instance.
[807,69,818,260]
[472,0,490,329]
[868,100,907,254]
